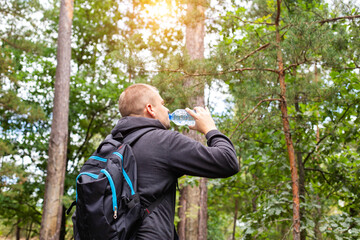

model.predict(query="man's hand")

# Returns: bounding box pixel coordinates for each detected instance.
[185,107,217,135]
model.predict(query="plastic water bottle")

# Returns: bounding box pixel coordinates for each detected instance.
[169,109,195,126]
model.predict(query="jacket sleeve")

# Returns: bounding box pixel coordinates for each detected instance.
[166,129,239,178]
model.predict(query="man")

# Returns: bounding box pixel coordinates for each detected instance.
[114,83,239,239]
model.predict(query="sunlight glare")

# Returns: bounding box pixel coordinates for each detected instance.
[143,1,172,18]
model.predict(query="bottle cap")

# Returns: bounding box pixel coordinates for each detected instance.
[168,113,172,120]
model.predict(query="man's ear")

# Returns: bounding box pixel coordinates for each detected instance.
[145,104,156,118]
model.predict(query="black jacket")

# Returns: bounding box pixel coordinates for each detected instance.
[110,117,239,239]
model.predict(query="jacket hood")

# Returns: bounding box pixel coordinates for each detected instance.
[111,116,166,140]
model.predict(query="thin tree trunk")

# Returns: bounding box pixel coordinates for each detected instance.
[232,198,239,240]
[297,151,306,240]
[295,92,306,240]
[198,178,208,240]
[185,184,200,240]
[16,219,21,240]
[26,222,33,240]
[178,0,207,239]
[275,1,300,239]
[178,185,187,239]
[40,0,73,239]
[60,205,66,240]
[314,195,323,239]
[313,63,323,239]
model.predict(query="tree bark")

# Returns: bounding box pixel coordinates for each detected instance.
[295,92,306,240]
[60,205,66,240]
[198,178,208,240]
[40,0,73,239]
[275,1,300,239]
[16,219,21,240]
[314,195,323,240]
[297,151,306,240]
[178,0,207,239]
[26,222,33,240]
[185,184,200,240]
[178,186,187,239]
[232,198,239,240]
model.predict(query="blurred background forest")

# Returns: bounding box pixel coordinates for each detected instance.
[1,0,360,239]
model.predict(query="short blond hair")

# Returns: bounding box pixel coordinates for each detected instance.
[118,84,158,117]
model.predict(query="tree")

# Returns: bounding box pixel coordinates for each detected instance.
[0,0,48,238]
[2,0,360,239]
[208,0,360,238]
[178,0,208,239]
[40,0,73,239]
[0,0,46,156]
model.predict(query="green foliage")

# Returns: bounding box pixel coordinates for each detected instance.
[209,0,360,238]
[1,0,360,239]
[0,161,42,237]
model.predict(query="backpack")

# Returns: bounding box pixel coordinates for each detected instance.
[67,127,163,240]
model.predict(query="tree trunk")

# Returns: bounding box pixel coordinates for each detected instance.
[232,198,239,240]
[314,195,323,240]
[297,151,306,240]
[313,63,323,239]
[178,0,207,239]
[275,1,300,239]
[16,219,21,240]
[198,178,208,240]
[185,184,200,240]
[295,93,306,240]
[178,185,187,239]
[40,0,73,239]
[60,205,66,240]
[26,222,33,240]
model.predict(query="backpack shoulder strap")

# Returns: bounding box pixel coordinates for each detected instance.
[142,193,166,218]
[96,134,121,153]
[96,128,155,153]
[123,127,156,146]
[142,180,178,220]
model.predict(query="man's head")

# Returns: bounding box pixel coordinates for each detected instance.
[119,83,170,129]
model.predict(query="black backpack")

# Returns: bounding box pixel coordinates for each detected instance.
[67,128,163,240]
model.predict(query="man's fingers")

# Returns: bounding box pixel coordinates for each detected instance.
[188,124,196,130]
[185,108,197,118]
[205,106,211,114]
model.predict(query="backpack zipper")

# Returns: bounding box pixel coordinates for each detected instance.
[100,169,118,219]
[112,152,136,195]
[76,170,118,219]
[76,172,99,202]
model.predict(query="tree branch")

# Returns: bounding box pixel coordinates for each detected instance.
[230,98,281,139]
[73,114,95,162]
[236,43,271,64]
[304,168,332,186]
[228,15,275,26]
[303,101,357,166]
[228,68,279,74]
[156,67,278,76]
[302,134,328,166]
[1,37,31,53]
[72,104,113,165]
[275,0,281,26]
[284,58,319,72]
[317,14,360,24]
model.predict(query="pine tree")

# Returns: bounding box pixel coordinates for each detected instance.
[40,0,73,238]
[210,0,360,238]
